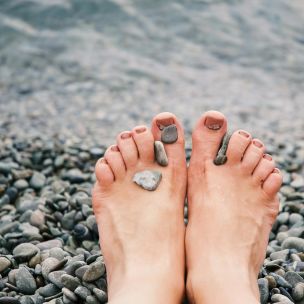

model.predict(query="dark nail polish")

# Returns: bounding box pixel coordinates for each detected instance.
[253,140,263,148]
[205,116,223,130]
[111,145,119,152]
[263,154,272,161]
[121,132,131,139]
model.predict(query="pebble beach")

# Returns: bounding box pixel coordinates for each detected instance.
[0,0,304,303]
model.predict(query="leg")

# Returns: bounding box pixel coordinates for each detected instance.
[92,112,187,303]
[186,111,282,303]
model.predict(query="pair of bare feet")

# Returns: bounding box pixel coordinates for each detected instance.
[92,111,282,304]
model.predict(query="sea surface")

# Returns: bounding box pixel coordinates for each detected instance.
[0,0,303,146]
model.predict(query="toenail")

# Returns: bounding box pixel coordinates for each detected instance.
[263,154,272,161]
[99,158,107,164]
[111,145,119,152]
[121,132,132,139]
[135,127,146,134]
[273,168,281,174]
[156,118,175,130]
[253,140,263,148]
[238,130,250,138]
[204,116,224,130]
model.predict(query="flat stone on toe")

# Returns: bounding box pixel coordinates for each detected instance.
[133,170,162,191]
[161,124,178,144]
[154,141,168,166]
[214,132,231,166]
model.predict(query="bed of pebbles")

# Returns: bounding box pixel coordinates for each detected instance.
[0,133,303,304]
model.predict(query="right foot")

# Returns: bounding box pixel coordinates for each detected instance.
[186,111,282,304]
[92,113,187,304]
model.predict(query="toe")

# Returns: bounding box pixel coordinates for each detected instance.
[117,131,138,169]
[104,145,126,180]
[132,125,155,163]
[151,112,185,162]
[241,139,265,174]
[191,110,227,163]
[252,154,275,184]
[226,130,252,164]
[263,168,283,197]
[95,158,114,187]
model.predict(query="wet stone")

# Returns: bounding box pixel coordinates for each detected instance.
[133,170,162,191]
[16,266,37,295]
[154,141,168,166]
[161,124,178,144]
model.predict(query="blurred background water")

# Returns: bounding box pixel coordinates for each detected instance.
[0,0,303,146]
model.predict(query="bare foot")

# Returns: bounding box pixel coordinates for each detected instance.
[92,112,187,304]
[186,111,283,304]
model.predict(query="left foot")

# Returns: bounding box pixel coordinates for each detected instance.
[92,112,187,303]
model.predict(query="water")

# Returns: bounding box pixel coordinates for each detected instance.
[0,0,303,145]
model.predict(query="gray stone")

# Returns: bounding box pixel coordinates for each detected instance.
[282,237,304,252]
[61,274,81,291]
[30,172,46,190]
[93,288,107,303]
[62,169,86,183]
[62,287,78,302]
[36,239,63,250]
[75,265,89,279]
[214,132,231,165]
[13,243,39,260]
[0,297,21,304]
[86,295,99,304]
[161,124,178,144]
[133,170,162,191]
[270,249,289,261]
[83,260,105,282]
[16,266,37,295]
[271,294,293,303]
[258,278,269,304]
[61,210,76,230]
[270,273,292,289]
[289,213,303,225]
[30,209,45,227]
[154,141,168,166]
[49,248,66,261]
[42,257,61,279]
[292,282,304,301]
[277,212,290,225]
[0,257,11,273]
[74,286,91,300]
[285,271,304,287]
[38,283,60,297]
[48,271,66,288]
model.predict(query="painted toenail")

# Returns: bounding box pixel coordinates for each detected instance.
[121,132,132,139]
[263,154,272,161]
[238,130,250,138]
[156,118,175,130]
[111,145,120,152]
[253,140,263,148]
[135,127,146,134]
[205,116,223,130]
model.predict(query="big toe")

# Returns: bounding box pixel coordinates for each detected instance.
[151,112,186,164]
[191,110,228,164]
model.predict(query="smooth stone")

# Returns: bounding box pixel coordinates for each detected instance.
[214,133,231,165]
[270,249,289,261]
[74,286,91,300]
[62,287,78,302]
[61,274,81,291]
[61,210,77,230]
[282,237,304,252]
[0,297,21,304]
[16,266,37,295]
[30,209,45,227]
[86,295,99,304]
[16,199,39,213]
[289,213,304,225]
[29,172,46,190]
[75,265,89,279]
[0,256,11,273]
[62,169,86,183]
[48,271,66,288]
[13,243,39,260]
[161,124,178,144]
[265,275,277,289]
[49,248,66,261]
[133,170,162,191]
[36,239,63,250]
[42,257,61,279]
[14,179,29,190]
[292,282,304,301]
[277,212,290,225]
[154,141,168,166]
[258,278,269,304]
[83,260,105,282]
[38,283,60,297]
[285,271,304,287]
[5,187,18,202]
[271,294,293,303]
[90,147,104,158]
[93,288,108,303]
[270,273,292,289]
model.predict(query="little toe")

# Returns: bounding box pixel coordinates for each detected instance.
[263,168,283,197]
[191,111,227,164]
[117,131,138,169]
[252,154,275,184]
[104,145,126,180]
[132,125,155,163]
[95,158,115,187]
[151,112,185,162]
[226,130,252,165]
[241,139,265,174]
